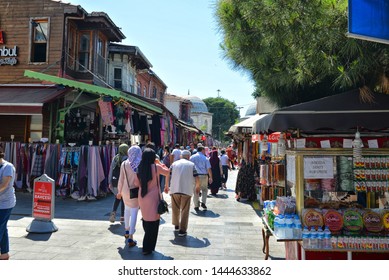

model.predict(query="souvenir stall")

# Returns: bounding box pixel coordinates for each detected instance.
[253,90,389,260]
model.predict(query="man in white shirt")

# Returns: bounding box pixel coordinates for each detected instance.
[170,143,182,164]
[165,150,199,237]
[219,149,230,189]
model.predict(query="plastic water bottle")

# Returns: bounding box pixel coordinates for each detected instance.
[284,214,294,239]
[317,227,324,248]
[273,215,280,236]
[309,227,318,249]
[302,226,311,248]
[293,216,302,239]
[323,226,332,249]
[277,215,286,238]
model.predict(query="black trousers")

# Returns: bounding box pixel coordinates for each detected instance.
[142,219,160,253]
[112,198,125,217]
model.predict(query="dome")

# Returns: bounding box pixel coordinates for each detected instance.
[245,102,257,116]
[185,96,209,113]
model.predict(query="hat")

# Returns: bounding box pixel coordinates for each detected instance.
[197,143,203,148]
[181,150,191,157]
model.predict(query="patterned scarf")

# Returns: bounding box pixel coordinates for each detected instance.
[127,145,142,172]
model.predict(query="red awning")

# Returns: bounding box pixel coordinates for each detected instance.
[0,86,67,115]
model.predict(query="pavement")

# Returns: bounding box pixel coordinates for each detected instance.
[7,169,286,260]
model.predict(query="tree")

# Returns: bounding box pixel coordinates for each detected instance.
[215,0,389,107]
[203,97,239,142]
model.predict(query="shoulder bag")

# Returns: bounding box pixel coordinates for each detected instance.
[155,165,169,214]
[124,162,139,199]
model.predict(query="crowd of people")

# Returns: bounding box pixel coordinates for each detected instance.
[108,141,238,255]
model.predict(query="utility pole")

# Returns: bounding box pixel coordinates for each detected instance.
[217,89,220,97]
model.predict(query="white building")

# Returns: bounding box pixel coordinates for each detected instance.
[185,95,213,135]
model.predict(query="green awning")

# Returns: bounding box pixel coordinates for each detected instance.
[24,70,163,114]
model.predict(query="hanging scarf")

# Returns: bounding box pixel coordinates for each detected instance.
[127,145,142,172]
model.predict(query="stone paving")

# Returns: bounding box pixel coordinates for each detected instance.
[8,169,286,260]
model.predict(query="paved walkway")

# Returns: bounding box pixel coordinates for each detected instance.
[8,169,286,260]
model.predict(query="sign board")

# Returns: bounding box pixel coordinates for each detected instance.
[32,175,55,221]
[304,157,334,179]
[286,154,296,184]
[348,0,389,44]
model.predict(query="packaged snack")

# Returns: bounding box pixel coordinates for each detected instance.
[363,209,383,234]
[323,209,343,234]
[343,209,363,236]
[302,208,324,230]
[382,210,389,233]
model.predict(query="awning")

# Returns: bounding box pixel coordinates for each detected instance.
[228,114,268,134]
[0,86,67,115]
[24,70,163,114]
[176,120,202,133]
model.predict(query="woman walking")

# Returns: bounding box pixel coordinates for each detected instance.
[116,145,142,247]
[0,150,16,260]
[137,148,170,255]
[208,147,222,196]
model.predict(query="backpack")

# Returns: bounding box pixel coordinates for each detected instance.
[111,159,121,189]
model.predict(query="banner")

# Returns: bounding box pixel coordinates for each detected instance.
[98,99,114,126]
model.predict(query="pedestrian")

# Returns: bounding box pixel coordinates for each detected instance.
[137,148,170,255]
[165,150,200,237]
[160,145,171,193]
[226,145,235,170]
[208,147,222,196]
[170,143,181,164]
[116,145,142,247]
[108,143,128,223]
[219,149,230,189]
[0,149,16,260]
[190,145,212,211]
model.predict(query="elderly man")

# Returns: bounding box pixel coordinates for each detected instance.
[190,146,212,211]
[165,150,199,237]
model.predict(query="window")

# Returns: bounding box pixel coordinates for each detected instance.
[113,68,122,89]
[152,87,157,99]
[30,19,48,63]
[96,36,106,76]
[78,32,90,71]
[143,86,147,97]
[137,82,141,95]
[67,26,77,70]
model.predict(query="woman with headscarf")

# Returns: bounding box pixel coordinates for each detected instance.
[108,143,129,223]
[137,148,170,255]
[208,147,222,196]
[116,145,142,247]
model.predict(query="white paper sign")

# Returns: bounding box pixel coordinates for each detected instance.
[368,139,379,148]
[343,139,353,148]
[320,140,331,148]
[296,138,306,148]
[304,157,334,179]
[286,154,296,184]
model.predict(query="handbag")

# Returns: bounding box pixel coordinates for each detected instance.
[124,163,139,199]
[155,165,169,214]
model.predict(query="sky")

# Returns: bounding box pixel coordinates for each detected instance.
[70,0,256,117]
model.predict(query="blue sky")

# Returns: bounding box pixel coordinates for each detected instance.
[71,0,256,116]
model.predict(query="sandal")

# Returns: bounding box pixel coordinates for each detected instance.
[128,238,137,247]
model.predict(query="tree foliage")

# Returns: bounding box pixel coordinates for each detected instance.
[203,97,239,141]
[215,0,389,107]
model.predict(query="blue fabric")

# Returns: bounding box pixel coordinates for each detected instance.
[349,0,389,41]
[0,208,13,254]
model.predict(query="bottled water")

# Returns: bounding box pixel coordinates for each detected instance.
[309,227,318,249]
[317,227,324,249]
[284,214,294,239]
[323,226,332,249]
[277,215,286,239]
[293,215,302,239]
[302,226,311,249]
[273,215,280,236]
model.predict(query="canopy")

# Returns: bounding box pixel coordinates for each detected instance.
[253,90,389,133]
[228,114,268,134]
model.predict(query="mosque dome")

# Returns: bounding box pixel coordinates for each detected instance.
[245,102,257,117]
[185,96,209,113]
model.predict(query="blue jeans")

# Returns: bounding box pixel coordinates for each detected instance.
[0,208,13,254]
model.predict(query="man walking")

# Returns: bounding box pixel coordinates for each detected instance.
[165,150,199,237]
[190,146,212,211]
[220,149,230,189]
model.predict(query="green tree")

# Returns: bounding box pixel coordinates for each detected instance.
[215,0,389,107]
[203,97,239,141]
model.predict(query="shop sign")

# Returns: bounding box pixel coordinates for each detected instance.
[304,157,334,179]
[32,179,54,221]
[0,37,18,65]
[260,132,280,143]
[252,134,260,142]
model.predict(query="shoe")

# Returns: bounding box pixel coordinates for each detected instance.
[201,203,207,210]
[194,207,200,212]
[0,253,9,260]
[124,230,129,239]
[127,238,137,247]
[109,211,116,223]
[87,195,97,201]
[174,225,179,231]
[178,230,187,237]
[78,195,87,201]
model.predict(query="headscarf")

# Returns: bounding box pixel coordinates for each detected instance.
[209,150,219,168]
[127,145,142,172]
[115,144,129,167]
